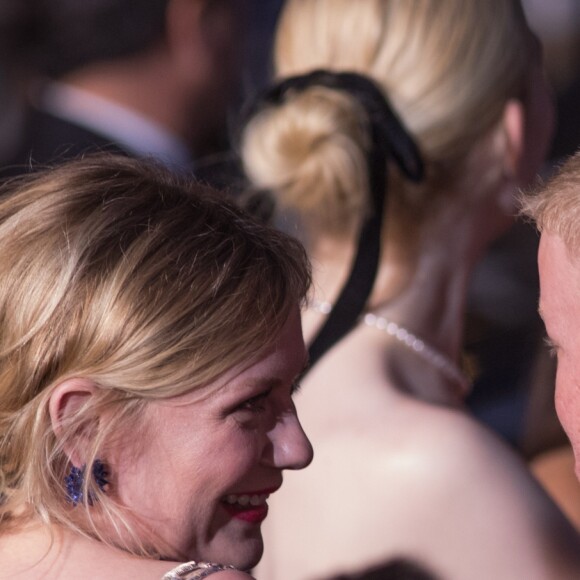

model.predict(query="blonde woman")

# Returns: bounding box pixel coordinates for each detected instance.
[240,1,580,578]
[0,155,313,579]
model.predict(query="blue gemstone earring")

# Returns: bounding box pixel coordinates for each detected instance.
[65,459,109,506]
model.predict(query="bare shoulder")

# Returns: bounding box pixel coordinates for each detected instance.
[274,384,580,579]
[389,397,563,513]
[378,397,580,578]
[0,526,256,580]
[314,394,551,522]
[318,393,547,506]
[388,396,532,482]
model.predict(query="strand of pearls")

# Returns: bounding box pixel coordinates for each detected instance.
[310,300,471,397]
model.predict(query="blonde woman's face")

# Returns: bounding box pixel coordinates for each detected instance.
[112,307,312,568]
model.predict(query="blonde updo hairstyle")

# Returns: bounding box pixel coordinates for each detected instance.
[0,155,311,556]
[241,0,533,239]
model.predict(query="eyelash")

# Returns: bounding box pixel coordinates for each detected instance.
[238,389,272,413]
[544,336,558,358]
[235,378,303,415]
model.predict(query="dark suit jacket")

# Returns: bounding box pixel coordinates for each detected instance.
[1,107,128,178]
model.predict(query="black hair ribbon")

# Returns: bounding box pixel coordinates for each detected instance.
[243,70,425,371]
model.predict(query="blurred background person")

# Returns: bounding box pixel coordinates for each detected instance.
[524,0,580,163]
[0,0,247,174]
[465,0,580,461]
[0,154,313,579]
[239,1,580,578]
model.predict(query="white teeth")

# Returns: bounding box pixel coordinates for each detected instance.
[224,493,268,507]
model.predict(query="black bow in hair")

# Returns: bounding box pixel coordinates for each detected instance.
[242,70,425,370]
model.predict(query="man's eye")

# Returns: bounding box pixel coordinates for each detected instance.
[544,336,559,358]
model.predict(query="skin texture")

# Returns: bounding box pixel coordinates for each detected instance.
[0,308,312,579]
[538,232,580,480]
[258,324,580,580]
[113,307,312,568]
[0,526,254,580]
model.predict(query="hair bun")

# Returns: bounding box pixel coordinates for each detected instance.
[241,86,371,233]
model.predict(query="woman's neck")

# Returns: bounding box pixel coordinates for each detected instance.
[305,208,484,405]
[315,217,478,333]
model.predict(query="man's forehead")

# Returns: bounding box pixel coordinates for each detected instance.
[539,231,580,321]
[539,232,576,271]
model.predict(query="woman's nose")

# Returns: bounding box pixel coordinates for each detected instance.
[267,410,313,470]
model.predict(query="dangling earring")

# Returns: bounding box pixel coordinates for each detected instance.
[65,459,109,506]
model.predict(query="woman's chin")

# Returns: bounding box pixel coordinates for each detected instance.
[231,537,264,571]
[194,535,264,571]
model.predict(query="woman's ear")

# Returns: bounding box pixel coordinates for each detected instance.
[500,99,525,181]
[48,378,99,466]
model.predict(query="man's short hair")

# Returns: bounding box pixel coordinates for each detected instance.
[0,0,168,76]
[521,152,580,253]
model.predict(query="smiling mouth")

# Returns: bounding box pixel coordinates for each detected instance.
[221,492,272,524]
[224,493,269,507]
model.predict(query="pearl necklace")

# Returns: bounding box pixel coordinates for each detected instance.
[309,300,471,397]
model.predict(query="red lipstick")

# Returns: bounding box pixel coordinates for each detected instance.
[221,487,278,524]
[222,502,268,524]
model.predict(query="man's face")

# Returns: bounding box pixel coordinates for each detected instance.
[539,231,580,479]
[190,0,248,154]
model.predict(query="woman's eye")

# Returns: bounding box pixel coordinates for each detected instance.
[237,389,271,414]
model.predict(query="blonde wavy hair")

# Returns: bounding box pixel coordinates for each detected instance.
[241,0,533,237]
[0,154,311,556]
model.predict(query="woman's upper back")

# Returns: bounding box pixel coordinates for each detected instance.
[256,328,580,580]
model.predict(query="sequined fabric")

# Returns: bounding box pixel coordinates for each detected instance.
[162,561,237,579]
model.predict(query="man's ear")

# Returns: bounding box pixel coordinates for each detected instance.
[500,99,525,182]
[48,378,99,466]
